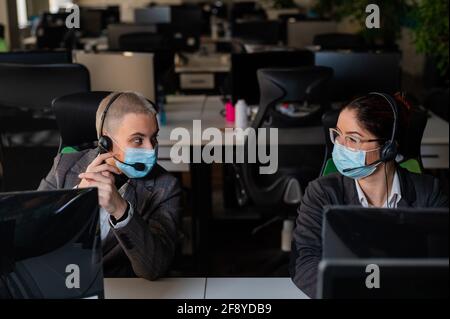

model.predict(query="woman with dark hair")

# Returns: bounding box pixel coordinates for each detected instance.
[290,92,448,298]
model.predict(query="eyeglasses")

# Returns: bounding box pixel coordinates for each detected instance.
[329,128,384,152]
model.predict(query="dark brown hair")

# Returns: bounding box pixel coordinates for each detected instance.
[342,92,412,152]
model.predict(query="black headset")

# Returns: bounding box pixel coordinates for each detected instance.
[98,92,122,154]
[369,92,399,163]
[343,92,399,173]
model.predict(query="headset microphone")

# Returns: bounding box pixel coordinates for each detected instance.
[343,160,382,173]
[116,159,146,171]
[97,142,146,172]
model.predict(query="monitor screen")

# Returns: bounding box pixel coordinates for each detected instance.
[315,51,401,102]
[318,259,449,299]
[0,188,103,299]
[73,50,156,103]
[231,50,314,105]
[134,7,171,24]
[80,9,103,37]
[322,206,449,259]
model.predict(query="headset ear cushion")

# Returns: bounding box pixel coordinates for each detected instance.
[380,141,398,162]
[98,136,112,154]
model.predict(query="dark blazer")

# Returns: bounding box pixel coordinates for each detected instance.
[290,167,448,298]
[38,149,182,280]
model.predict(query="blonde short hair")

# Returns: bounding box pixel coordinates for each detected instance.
[96,91,157,138]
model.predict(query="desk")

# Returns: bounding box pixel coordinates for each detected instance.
[204,278,308,299]
[104,278,206,299]
[104,277,309,299]
[421,113,449,169]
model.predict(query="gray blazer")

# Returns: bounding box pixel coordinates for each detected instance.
[38,148,182,280]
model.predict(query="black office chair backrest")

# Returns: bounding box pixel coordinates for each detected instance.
[52,91,111,151]
[253,66,333,128]
[0,50,71,64]
[313,33,365,50]
[321,104,428,170]
[0,63,90,111]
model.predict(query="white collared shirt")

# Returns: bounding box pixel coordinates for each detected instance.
[100,203,133,241]
[355,171,402,208]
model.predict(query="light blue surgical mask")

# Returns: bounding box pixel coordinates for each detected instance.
[332,142,380,179]
[116,147,157,179]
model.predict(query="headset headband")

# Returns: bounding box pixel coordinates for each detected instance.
[99,92,122,138]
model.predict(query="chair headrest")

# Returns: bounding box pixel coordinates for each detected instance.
[52,91,111,148]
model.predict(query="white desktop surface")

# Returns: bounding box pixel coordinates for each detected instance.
[104,278,206,299]
[104,277,308,299]
[204,278,309,300]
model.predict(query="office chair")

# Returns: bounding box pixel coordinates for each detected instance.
[52,91,111,154]
[252,66,333,128]
[0,63,90,191]
[313,33,365,50]
[231,67,332,218]
[224,67,332,276]
[320,105,428,177]
[0,23,7,52]
[232,66,332,210]
[35,12,74,50]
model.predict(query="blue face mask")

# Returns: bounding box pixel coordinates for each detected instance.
[332,142,380,180]
[116,147,157,179]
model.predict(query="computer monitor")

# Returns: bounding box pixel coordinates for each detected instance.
[314,51,401,102]
[0,188,104,299]
[107,24,157,50]
[80,8,103,37]
[134,7,171,24]
[0,50,71,64]
[317,259,449,299]
[287,20,337,49]
[36,12,72,49]
[73,50,155,102]
[231,50,314,105]
[231,1,266,21]
[164,5,203,52]
[80,6,120,37]
[232,21,281,45]
[322,206,449,259]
